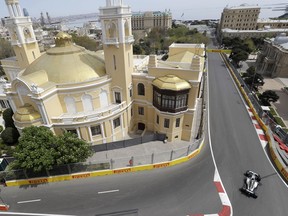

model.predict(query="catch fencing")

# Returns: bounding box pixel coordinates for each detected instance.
[0,139,203,182]
[222,54,288,144]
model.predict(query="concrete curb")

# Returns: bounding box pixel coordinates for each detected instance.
[5,139,205,187]
[0,204,9,211]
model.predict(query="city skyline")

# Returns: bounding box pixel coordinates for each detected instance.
[0,0,286,20]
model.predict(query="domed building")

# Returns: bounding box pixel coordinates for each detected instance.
[256,33,288,78]
[1,0,206,144]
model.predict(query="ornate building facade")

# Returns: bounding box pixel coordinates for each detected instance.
[256,33,288,78]
[0,0,205,144]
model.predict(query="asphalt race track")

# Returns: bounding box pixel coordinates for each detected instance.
[208,51,288,216]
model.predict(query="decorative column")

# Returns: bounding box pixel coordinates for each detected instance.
[100,123,107,143]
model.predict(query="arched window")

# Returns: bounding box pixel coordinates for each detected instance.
[82,94,93,112]
[107,22,117,39]
[137,83,145,96]
[64,97,77,114]
[99,90,109,108]
[124,20,130,37]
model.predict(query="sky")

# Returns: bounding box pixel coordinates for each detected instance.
[0,0,286,20]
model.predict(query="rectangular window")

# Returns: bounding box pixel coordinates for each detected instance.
[164,118,170,128]
[130,88,133,97]
[176,118,180,127]
[113,55,116,70]
[91,125,101,136]
[156,115,159,124]
[131,108,133,117]
[113,117,121,128]
[138,107,144,115]
[115,92,121,104]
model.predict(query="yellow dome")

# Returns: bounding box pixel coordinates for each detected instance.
[14,104,41,122]
[22,33,106,84]
[152,75,191,91]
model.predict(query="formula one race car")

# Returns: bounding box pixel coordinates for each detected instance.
[240,170,261,198]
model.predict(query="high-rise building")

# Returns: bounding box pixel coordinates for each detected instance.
[218,4,260,32]
[218,4,288,41]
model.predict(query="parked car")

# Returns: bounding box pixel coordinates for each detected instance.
[240,170,261,198]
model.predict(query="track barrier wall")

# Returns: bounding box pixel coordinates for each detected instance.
[220,53,288,182]
[4,139,204,187]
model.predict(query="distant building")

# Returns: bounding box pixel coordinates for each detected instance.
[218,4,260,32]
[218,4,288,41]
[131,11,172,41]
[131,11,172,30]
[256,33,288,78]
[257,19,288,30]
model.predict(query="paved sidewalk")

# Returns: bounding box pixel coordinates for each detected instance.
[87,139,200,169]
[241,60,288,127]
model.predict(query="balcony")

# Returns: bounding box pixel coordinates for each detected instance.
[51,102,126,125]
[25,38,36,44]
[104,37,119,45]
[125,35,134,43]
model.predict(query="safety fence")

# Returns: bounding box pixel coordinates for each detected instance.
[0,139,203,183]
[91,132,166,152]
[221,53,288,182]
[221,54,288,144]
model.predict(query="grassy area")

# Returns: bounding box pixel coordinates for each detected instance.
[269,107,277,116]
[274,116,286,128]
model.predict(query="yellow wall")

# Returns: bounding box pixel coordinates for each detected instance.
[148,67,200,81]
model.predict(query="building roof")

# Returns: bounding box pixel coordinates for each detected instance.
[167,51,195,63]
[22,32,106,84]
[225,4,260,10]
[152,75,191,91]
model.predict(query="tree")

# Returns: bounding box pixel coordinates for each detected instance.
[71,35,100,51]
[244,73,264,91]
[246,66,256,76]
[230,51,249,66]
[1,127,20,145]
[259,90,279,106]
[2,108,15,128]
[12,126,93,172]
[55,132,93,165]
[0,39,14,60]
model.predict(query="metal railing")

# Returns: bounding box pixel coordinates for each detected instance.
[222,54,288,144]
[0,139,203,182]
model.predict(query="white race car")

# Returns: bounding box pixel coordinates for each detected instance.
[240,170,261,198]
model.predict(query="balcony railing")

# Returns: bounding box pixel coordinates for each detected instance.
[105,38,119,45]
[125,35,134,43]
[51,102,126,125]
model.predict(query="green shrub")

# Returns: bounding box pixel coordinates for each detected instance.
[2,108,15,128]
[269,107,277,116]
[1,127,19,145]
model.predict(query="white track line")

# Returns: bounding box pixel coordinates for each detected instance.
[207,55,233,216]
[17,199,41,204]
[98,189,119,194]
